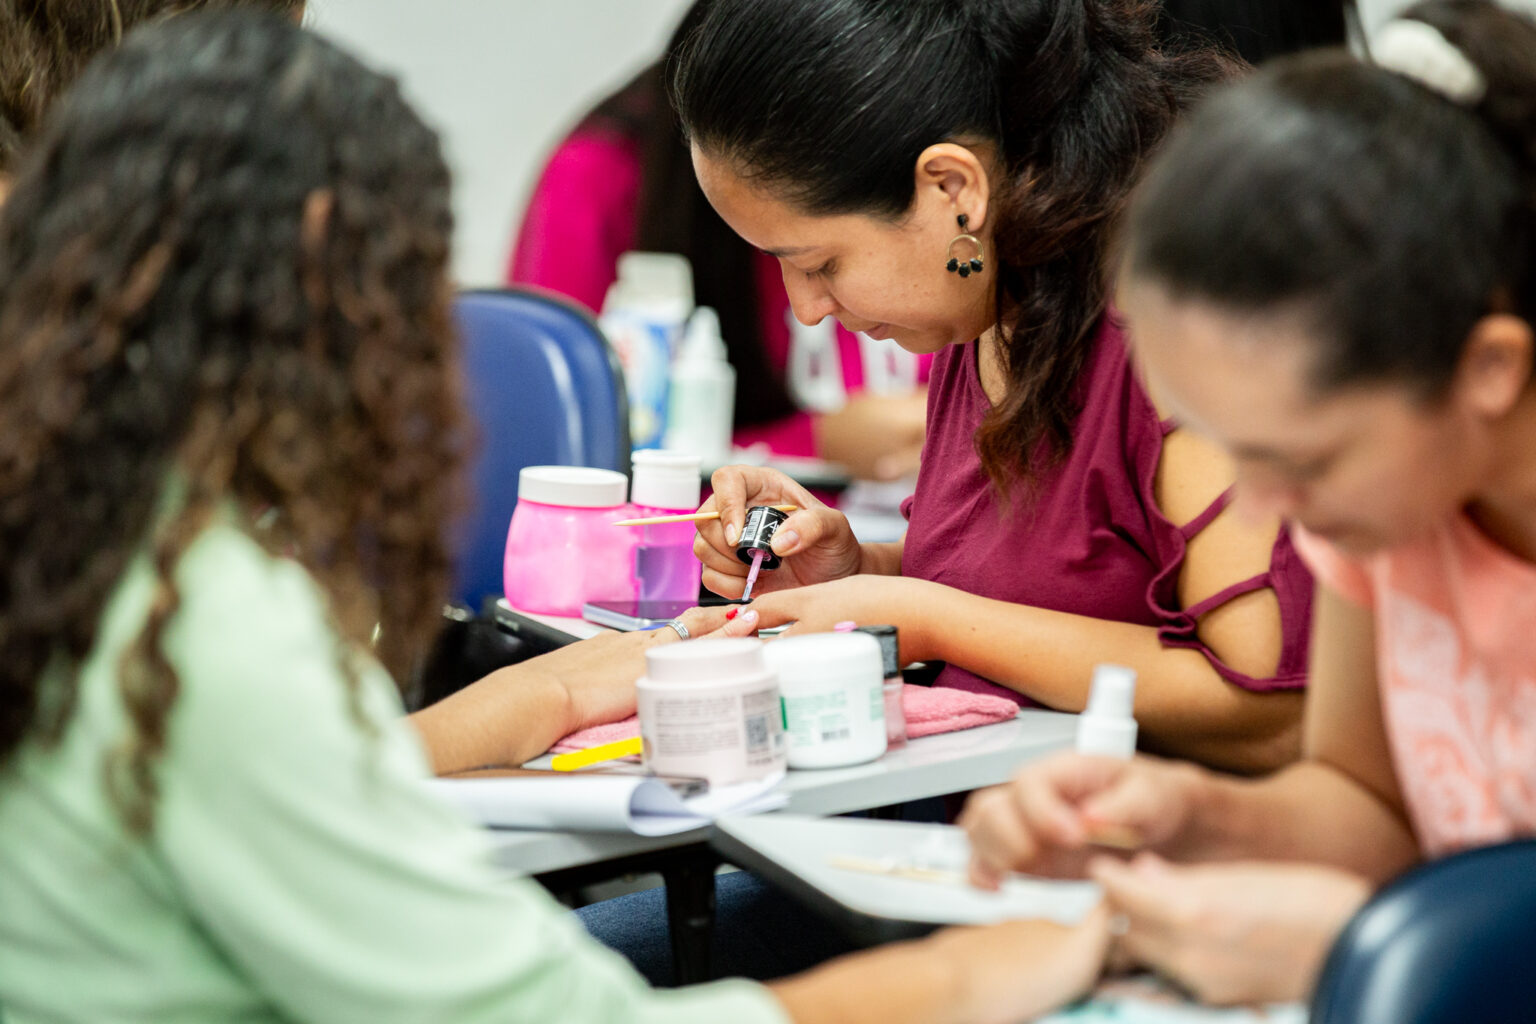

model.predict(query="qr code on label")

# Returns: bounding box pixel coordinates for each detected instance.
[745,713,770,752]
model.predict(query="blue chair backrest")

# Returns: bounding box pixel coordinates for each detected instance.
[1311,839,1536,1024]
[452,288,629,609]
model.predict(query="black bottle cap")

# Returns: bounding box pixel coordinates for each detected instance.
[735,505,790,570]
[854,624,900,678]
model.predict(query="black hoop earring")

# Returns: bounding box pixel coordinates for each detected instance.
[944,213,985,279]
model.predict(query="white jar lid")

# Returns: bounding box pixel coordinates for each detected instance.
[644,636,766,684]
[763,632,882,687]
[517,466,628,508]
[631,450,702,511]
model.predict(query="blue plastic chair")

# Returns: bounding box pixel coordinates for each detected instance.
[1311,839,1536,1024]
[451,288,629,609]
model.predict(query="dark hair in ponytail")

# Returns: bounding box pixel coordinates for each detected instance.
[1126,0,1536,397]
[672,0,1233,491]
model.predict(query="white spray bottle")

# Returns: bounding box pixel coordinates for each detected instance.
[1075,664,1138,759]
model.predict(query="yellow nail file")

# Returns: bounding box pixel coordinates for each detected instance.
[550,736,643,772]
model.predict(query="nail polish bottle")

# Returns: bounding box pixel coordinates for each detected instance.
[856,625,906,749]
[735,505,790,569]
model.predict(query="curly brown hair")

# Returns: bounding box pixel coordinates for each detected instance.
[0,0,303,173]
[0,10,465,834]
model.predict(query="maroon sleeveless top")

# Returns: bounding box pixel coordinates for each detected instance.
[901,315,1313,705]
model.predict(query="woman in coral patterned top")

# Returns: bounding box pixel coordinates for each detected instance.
[960,0,1536,1008]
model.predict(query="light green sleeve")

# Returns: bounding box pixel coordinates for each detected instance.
[153,527,790,1024]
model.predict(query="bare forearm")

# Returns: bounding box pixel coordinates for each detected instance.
[859,539,905,577]
[770,915,1106,1024]
[408,668,575,774]
[769,937,964,1024]
[915,588,1301,773]
[1173,760,1419,883]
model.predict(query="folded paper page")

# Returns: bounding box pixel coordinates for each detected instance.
[429,773,787,836]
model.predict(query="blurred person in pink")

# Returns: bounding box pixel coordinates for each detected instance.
[508,1,930,480]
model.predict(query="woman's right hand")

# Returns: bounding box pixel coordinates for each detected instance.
[693,465,863,597]
[931,904,1112,1024]
[768,902,1111,1024]
[958,752,1208,886]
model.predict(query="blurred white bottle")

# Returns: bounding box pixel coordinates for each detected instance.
[600,252,693,450]
[1075,664,1138,759]
[858,331,920,396]
[664,306,736,465]
[787,313,845,414]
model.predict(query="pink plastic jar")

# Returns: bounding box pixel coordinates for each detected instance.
[503,466,636,616]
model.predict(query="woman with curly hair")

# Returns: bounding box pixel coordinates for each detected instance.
[0,11,1115,1022]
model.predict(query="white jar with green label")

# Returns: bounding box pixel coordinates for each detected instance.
[764,632,887,769]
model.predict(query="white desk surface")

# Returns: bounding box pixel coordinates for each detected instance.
[482,708,1076,876]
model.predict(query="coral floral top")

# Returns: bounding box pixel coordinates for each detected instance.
[1296,519,1536,856]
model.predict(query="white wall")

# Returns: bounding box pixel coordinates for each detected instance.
[307,0,694,288]
[309,0,1536,287]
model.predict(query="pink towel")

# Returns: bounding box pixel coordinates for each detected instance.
[552,717,642,754]
[551,684,1019,753]
[900,684,1020,737]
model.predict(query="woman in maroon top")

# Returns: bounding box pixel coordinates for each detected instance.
[681,0,1311,773]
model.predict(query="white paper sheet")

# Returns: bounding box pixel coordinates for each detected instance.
[429,773,787,836]
[716,815,1103,926]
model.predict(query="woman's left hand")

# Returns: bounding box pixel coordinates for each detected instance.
[746,575,937,657]
[548,603,761,731]
[415,604,764,774]
[1090,853,1371,1006]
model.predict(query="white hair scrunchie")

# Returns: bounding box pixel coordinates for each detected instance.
[1371,19,1487,105]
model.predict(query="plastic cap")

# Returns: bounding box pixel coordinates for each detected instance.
[599,281,625,317]
[1086,664,1136,718]
[630,450,702,511]
[645,637,767,683]
[680,307,727,361]
[854,625,900,678]
[616,251,694,310]
[517,466,628,508]
[763,632,882,682]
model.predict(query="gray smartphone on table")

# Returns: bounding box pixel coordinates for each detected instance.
[581,599,697,631]
[580,598,790,636]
